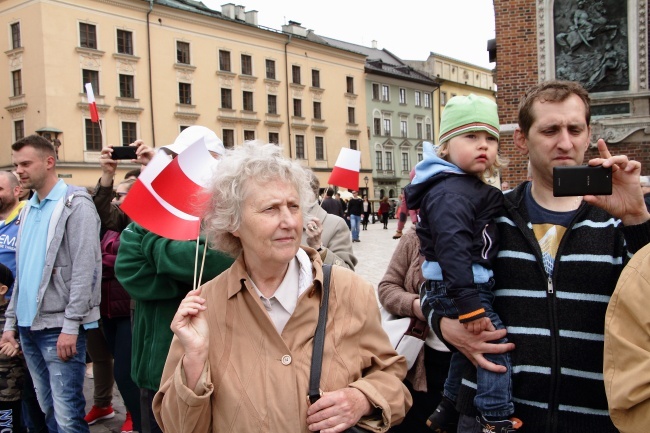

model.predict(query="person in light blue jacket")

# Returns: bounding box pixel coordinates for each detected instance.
[1,134,101,433]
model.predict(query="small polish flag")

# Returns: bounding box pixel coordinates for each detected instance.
[120,129,220,240]
[85,83,99,123]
[328,148,361,191]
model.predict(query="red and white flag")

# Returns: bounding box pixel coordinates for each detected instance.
[84,83,99,123]
[328,148,361,191]
[120,132,219,240]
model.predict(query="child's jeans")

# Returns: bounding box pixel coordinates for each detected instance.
[421,278,514,418]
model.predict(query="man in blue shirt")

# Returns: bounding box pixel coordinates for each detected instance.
[1,135,101,433]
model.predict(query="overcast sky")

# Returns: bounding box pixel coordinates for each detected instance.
[201,0,496,69]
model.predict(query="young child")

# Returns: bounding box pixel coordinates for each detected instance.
[0,263,25,433]
[405,94,522,432]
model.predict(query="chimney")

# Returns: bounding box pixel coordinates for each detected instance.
[282,20,308,37]
[244,10,258,25]
[221,3,235,19]
[235,5,245,21]
[371,40,378,49]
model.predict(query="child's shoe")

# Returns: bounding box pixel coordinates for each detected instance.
[477,414,523,433]
[426,396,459,432]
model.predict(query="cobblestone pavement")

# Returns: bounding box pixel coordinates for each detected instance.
[85,216,409,432]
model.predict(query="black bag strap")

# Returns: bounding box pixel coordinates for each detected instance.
[308,263,332,404]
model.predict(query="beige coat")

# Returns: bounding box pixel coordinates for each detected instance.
[604,242,650,433]
[153,247,411,433]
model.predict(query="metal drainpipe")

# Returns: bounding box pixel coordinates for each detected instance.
[146,0,156,147]
[284,34,292,158]
[431,84,440,142]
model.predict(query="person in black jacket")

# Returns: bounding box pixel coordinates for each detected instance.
[428,80,650,433]
[405,94,514,432]
[346,190,364,242]
[320,188,345,219]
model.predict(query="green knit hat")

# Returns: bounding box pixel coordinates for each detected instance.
[438,94,500,144]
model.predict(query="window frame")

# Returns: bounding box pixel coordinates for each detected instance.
[119,74,134,98]
[221,88,232,109]
[313,101,321,120]
[401,152,409,172]
[292,65,301,84]
[265,59,276,79]
[85,119,102,151]
[269,132,279,144]
[14,120,24,141]
[121,121,137,146]
[82,69,100,94]
[116,29,133,55]
[312,69,320,88]
[347,107,355,124]
[315,136,324,160]
[244,130,255,141]
[267,94,277,114]
[399,88,406,104]
[79,23,97,49]
[293,98,302,117]
[372,83,380,100]
[424,92,431,108]
[219,50,231,72]
[12,70,22,96]
[400,120,407,138]
[375,150,383,171]
[346,76,354,94]
[414,91,421,107]
[241,54,252,75]
[222,129,235,148]
[381,85,390,101]
[10,22,21,50]
[385,151,393,171]
[176,41,190,65]
[242,90,254,111]
[295,135,305,159]
[383,118,391,136]
[373,118,381,135]
[178,82,192,105]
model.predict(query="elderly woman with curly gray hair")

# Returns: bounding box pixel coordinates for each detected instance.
[153,141,411,433]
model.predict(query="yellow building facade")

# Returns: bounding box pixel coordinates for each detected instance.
[1,0,370,190]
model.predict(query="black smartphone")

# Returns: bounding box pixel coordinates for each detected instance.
[111,146,137,160]
[553,165,612,197]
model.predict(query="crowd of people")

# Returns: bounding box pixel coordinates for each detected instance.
[0,79,648,433]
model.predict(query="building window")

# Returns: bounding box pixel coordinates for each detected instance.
[383,119,391,136]
[179,83,192,105]
[266,59,276,79]
[375,151,383,170]
[385,151,393,171]
[415,91,421,107]
[82,69,99,93]
[424,93,431,108]
[372,83,380,100]
[12,70,22,96]
[441,91,447,105]
[219,50,231,72]
[417,152,423,162]
[402,152,409,172]
[14,120,24,141]
[400,120,407,137]
[180,125,189,132]
[381,85,390,101]
[312,69,320,88]
[79,23,97,49]
[349,139,357,150]
[269,132,279,144]
[122,122,137,146]
[85,119,102,151]
[221,88,232,109]
[292,65,301,84]
[117,30,133,55]
[373,118,381,135]
[244,130,255,141]
[241,54,252,75]
[346,76,354,94]
[267,94,277,114]
[10,22,20,49]
[347,107,355,124]
[426,123,432,140]
[177,41,190,64]
[295,135,305,159]
[293,99,302,117]
[315,137,324,160]
[399,88,406,104]
[222,129,234,148]
[242,91,254,111]
[313,101,321,119]
[416,122,423,139]
[119,74,134,98]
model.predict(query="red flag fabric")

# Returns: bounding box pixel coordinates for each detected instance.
[85,83,99,123]
[328,148,361,191]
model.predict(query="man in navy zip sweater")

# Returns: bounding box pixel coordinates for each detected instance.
[425,80,650,433]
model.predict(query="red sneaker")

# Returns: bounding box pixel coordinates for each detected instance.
[84,405,114,425]
[121,411,133,433]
